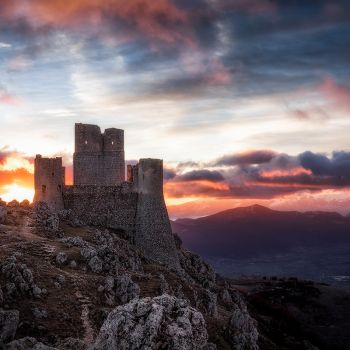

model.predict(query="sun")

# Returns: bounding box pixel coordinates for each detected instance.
[1,183,34,203]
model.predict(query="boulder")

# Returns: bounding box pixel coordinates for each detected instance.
[0,256,40,299]
[90,294,210,350]
[0,309,19,344]
[88,256,103,273]
[34,202,61,234]
[103,274,140,306]
[55,253,67,266]
[4,337,57,349]
[227,295,259,350]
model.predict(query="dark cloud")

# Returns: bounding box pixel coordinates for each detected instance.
[213,150,277,166]
[164,167,177,180]
[175,169,225,182]
[165,149,350,199]
[1,0,350,100]
[299,151,350,178]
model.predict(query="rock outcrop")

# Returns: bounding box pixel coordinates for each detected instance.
[33,202,61,235]
[227,295,259,350]
[4,337,57,350]
[90,294,211,350]
[0,309,19,345]
[0,256,42,300]
[101,274,140,306]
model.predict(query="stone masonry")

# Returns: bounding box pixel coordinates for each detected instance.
[34,123,180,269]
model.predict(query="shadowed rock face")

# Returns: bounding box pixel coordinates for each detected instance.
[0,309,19,345]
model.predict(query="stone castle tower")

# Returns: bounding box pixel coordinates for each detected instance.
[34,123,179,269]
[74,123,125,185]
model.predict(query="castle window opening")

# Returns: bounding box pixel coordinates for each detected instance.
[42,185,46,193]
[85,140,88,145]
[52,172,54,176]
[57,185,62,192]
[112,141,114,145]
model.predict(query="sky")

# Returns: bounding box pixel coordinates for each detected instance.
[0,0,350,217]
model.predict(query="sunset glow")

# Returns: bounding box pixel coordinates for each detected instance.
[1,183,34,203]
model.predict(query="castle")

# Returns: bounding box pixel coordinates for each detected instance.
[34,123,179,268]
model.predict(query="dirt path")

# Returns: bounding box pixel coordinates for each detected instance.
[17,216,43,241]
[75,288,95,346]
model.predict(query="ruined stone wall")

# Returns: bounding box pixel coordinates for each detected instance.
[73,123,125,185]
[63,183,137,235]
[34,155,64,210]
[134,159,180,269]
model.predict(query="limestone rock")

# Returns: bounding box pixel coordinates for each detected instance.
[34,202,61,234]
[32,307,47,319]
[90,294,210,350]
[56,253,67,266]
[179,250,216,288]
[103,274,140,306]
[194,289,218,318]
[0,256,40,299]
[0,205,7,224]
[0,309,19,344]
[61,236,89,248]
[227,295,259,350]
[88,256,103,273]
[4,337,57,350]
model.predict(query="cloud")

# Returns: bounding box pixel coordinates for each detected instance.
[164,149,350,200]
[299,151,350,178]
[7,55,33,71]
[164,167,177,180]
[212,150,277,166]
[0,42,11,48]
[290,107,329,122]
[0,0,192,46]
[0,85,21,105]
[175,169,225,182]
[320,77,350,112]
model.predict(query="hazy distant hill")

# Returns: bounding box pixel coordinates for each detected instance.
[171,205,350,288]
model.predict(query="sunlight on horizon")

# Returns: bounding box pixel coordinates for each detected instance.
[1,184,34,203]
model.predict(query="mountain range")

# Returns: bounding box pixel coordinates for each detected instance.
[171,205,350,288]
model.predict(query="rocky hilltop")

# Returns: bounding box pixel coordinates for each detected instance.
[1,200,350,350]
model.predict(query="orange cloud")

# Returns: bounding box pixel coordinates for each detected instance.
[259,167,312,178]
[1,0,192,45]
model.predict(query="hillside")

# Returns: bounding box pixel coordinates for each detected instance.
[1,201,350,349]
[171,205,350,287]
